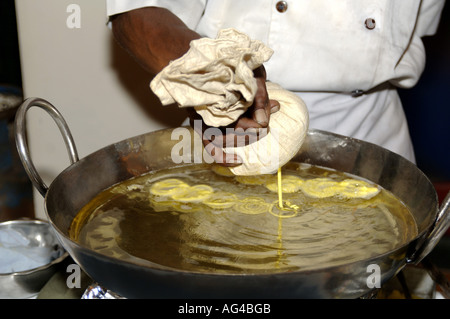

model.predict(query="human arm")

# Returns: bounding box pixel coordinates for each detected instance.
[110,7,200,75]
[110,7,279,165]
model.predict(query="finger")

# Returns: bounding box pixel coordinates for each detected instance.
[202,138,242,167]
[269,99,281,114]
[194,123,243,165]
[220,128,263,148]
[252,93,270,127]
[190,115,255,149]
[205,126,268,149]
[203,126,256,148]
[252,77,274,126]
[233,116,264,130]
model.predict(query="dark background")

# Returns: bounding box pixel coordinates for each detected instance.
[0,1,22,88]
[399,2,450,184]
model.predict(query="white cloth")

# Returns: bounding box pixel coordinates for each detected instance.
[106,0,446,162]
[150,29,274,127]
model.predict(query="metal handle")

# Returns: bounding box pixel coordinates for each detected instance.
[14,97,79,197]
[408,191,450,264]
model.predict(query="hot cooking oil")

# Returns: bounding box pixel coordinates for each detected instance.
[69,162,417,274]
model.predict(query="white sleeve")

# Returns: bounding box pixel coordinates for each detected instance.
[390,0,445,88]
[415,0,446,36]
[105,0,207,29]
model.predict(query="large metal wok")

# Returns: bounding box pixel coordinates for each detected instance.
[15,98,450,298]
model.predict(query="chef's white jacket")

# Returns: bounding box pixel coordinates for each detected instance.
[106,0,445,163]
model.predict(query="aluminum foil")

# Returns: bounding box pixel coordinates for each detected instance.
[81,284,125,299]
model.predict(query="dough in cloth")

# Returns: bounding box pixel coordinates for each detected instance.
[150,28,309,175]
[226,81,308,175]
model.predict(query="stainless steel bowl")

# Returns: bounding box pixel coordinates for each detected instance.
[0,219,68,298]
